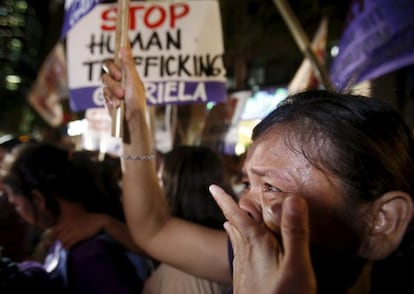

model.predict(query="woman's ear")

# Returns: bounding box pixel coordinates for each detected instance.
[359,191,413,260]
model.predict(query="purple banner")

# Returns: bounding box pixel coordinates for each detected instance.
[69,81,227,112]
[329,0,414,91]
[61,0,101,39]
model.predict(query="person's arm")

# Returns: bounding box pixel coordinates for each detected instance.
[102,46,231,285]
[53,213,143,254]
[210,184,317,294]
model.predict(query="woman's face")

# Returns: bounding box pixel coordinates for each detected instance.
[4,185,36,225]
[239,128,361,250]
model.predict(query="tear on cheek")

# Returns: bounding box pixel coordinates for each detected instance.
[263,204,282,234]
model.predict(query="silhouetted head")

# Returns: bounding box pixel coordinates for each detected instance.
[162,145,236,229]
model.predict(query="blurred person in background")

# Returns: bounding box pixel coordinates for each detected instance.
[143,145,236,294]
[1,142,151,293]
[0,135,41,262]
[53,145,236,294]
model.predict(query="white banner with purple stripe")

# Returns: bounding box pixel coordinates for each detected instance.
[61,0,101,39]
[66,0,227,111]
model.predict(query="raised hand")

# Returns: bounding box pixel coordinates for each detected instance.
[101,44,147,120]
[209,184,316,294]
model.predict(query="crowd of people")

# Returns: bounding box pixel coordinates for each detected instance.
[1,44,414,293]
[1,141,152,293]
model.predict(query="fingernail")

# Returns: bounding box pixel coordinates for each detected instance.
[209,184,219,195]
[223,221,230,230]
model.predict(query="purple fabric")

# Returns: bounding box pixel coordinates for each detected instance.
[43,240,68,291]
[16,260,62,293]
[18,260,45,271]
[66,234,145,294]
[69,81,227,111]
[329,0,414,91]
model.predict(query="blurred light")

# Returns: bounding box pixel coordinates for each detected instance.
[330,45,339,57]
[275,88,288,100]
[206,101,216,110]
[5,75,21,90]
[241,87,288,121]
[9,38,22,50]
[15,1,28,12]
[6,74,21,84]
[18,135,30,142]
[8,15,25,27]
[0,134,13,144]
[234,120,256,158]
[5,82,19,90]
[235,143,246,156]
[67,119,87,136]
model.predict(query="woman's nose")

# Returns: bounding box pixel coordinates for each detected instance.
[238,194,263,223]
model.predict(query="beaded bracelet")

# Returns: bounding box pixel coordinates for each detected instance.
[121,154,156,161]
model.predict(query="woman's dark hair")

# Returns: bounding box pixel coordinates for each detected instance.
[253,90,414,206]
[1,142,124,221]
[162,145,236,229]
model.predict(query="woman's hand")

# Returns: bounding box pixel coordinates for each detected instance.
[101,44,146,120]
[52,213,108,249]
[209,184,316,294]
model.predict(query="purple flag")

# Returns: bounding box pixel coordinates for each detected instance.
[60,0,102,39]
[329,0,414,91]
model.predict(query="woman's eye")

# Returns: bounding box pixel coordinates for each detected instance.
[263,183,282,193]
[240,181,251,193]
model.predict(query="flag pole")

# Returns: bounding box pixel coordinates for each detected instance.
[111,0,130,138]
[272,0,335,92]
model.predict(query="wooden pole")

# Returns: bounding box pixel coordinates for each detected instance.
[111,0,130,138]
[272,0,335,92]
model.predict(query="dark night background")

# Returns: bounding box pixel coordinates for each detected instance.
[0,0,413,135]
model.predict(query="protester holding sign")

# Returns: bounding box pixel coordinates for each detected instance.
[102,43,414,293]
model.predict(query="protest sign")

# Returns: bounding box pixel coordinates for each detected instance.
[61,0,101,39]
[66,0,227,111]
[329,0,414,91]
